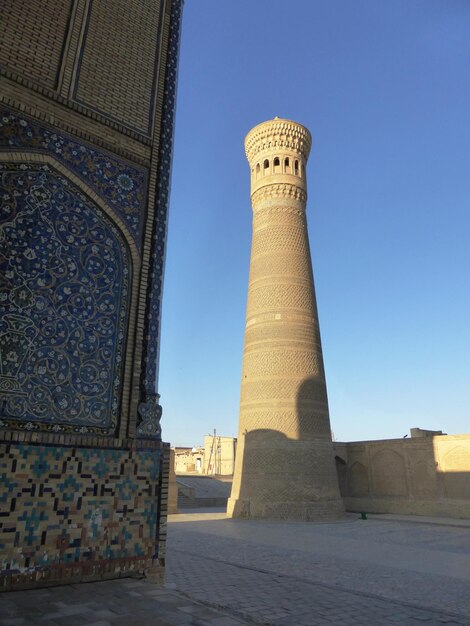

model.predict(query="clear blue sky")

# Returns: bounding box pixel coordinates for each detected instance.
[159,0,470,447]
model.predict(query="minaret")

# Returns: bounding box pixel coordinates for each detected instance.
[227,118,344,521]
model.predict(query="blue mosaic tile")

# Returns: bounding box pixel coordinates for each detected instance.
[0,163,130,434]
[0,109,147,248]
[0,443,162,576]
[0,0,184,440]
[138,0,183,438]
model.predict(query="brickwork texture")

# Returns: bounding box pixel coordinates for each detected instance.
[335,434,470,519]
[228,119,344,521]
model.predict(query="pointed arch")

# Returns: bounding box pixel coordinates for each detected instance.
[0,151,140,435]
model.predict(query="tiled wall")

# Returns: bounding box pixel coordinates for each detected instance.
[0,440,164,590]
[0,0,183,588]
[0,110,147,247]
[0,158,131,436]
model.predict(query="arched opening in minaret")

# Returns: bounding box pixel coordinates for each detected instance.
[284,157,290,173]
[263,159,269,173]
[256,163,261,179]
[294,159,299,175]
[273,157,281,173]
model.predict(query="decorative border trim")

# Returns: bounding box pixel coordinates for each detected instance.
[139,0,183,406]
[252,184,307,206]
[0,69,153,146]
[245,118,312,163]
[0,108,147,249]
[0,428,165,450]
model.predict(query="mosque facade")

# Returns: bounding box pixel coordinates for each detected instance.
[0,0,183,588]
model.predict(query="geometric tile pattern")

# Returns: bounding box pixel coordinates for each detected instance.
[0,442,161,586]
[0,163,130,434]
[0,109,147,247]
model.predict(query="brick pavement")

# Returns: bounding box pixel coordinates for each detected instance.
[1,511,470,625]
[167,546,468,625]
[165,511,470,625]
[0,578,251,626]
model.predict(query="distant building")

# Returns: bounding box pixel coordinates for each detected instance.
[173,436,237,476]
[203,435,237,476]
[174,446,205,473]
[170,427,470,521]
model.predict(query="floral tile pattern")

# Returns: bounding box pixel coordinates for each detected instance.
[0,163,130,434]
[0,109,147,248]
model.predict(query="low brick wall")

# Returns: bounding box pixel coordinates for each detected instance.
[334,434,470,519]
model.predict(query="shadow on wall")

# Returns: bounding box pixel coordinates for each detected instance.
[231,377,343,519]
[334,434,470,519]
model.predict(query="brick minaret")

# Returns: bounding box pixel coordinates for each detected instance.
[227,118,344,521]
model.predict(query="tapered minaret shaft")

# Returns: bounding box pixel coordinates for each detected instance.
[227,118,344,521]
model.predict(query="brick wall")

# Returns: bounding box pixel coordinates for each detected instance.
[334,434,470,519]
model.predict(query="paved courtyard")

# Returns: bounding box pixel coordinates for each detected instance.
[165,510,470,625]
[1,511,470,625]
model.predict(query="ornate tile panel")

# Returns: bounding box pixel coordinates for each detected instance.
[0,442,161,585]
[0,109,147,247]
[0,163,130,434]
